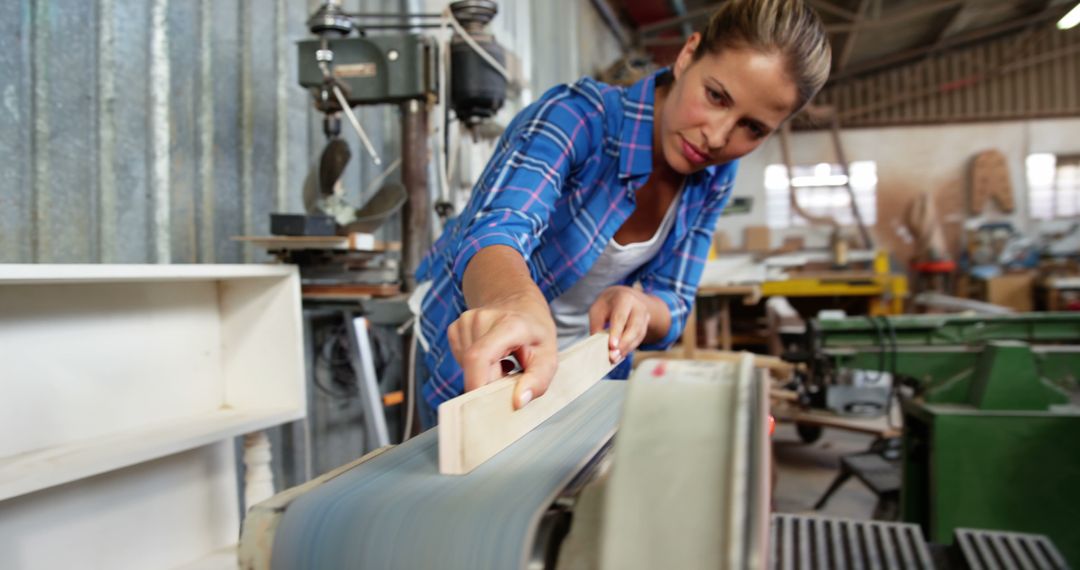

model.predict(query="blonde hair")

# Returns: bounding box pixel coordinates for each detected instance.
[693,0,831,110]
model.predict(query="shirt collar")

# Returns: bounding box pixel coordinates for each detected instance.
[618,69,662,181]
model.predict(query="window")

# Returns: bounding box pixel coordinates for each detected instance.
[764,161,877,229]
[1027,153,1080,220]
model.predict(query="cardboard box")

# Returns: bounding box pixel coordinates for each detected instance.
[982,271,1036,312]
[744,226,771,253]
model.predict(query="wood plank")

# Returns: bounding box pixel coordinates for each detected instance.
[438,334,613,475]
[697,283,762,304]
[301,283,401,299]
[682,305,698,358]
[0,263,294,284]
[232,234,401,252]
[0,407,301,502]
[775,409,902,439]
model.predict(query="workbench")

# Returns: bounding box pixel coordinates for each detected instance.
[1040,275,1080,311]
[687,269,908,353]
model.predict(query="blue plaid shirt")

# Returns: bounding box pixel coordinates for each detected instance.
[416,69,737,409]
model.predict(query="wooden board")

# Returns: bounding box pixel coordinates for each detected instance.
[697,283,762,304]
[301,283,401,299]
[0,407,299,502]
[233,234,401,252]
[438,334,613,475]
[772,407,902,439]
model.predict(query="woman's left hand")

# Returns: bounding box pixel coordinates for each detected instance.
[589,286,652,364]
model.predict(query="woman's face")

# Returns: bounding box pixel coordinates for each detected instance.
[657,35,799,175]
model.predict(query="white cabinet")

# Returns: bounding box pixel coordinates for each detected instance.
[0,264,307,569]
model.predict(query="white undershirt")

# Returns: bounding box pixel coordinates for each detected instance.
[549,188,683,350]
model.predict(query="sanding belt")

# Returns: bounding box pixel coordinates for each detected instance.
[241,381,625,570]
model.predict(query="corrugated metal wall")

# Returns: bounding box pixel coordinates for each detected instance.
[0,0,409,264]
[817,23,1080,128]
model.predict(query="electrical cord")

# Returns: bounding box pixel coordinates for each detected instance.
[403,324,418,441]
[861,315,902,429]
[882,316,903,430]
[865,315,886,384]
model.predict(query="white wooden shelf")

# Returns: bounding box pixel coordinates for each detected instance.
[0,264,306,570]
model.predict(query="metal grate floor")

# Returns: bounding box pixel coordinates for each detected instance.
[770,513,934,570]
[955,528,1070,570]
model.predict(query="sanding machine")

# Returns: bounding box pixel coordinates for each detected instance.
[237,353,1071,569]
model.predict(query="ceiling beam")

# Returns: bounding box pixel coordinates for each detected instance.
[835,0,872,73]
[638,5,714,36]
[589,0,634,54]
[838,41,1080,121]
[828,2,1074,81]
[930,2,968,46]
[808,0,858,21]
[668,0,694,40]
[825,0,966,33]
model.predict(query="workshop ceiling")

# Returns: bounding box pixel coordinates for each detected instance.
[610,0,1078,84]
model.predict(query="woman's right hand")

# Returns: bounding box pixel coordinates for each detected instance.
[448,293,559,410]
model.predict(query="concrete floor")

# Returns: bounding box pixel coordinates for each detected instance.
[771,421,879,519]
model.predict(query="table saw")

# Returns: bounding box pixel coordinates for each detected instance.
[786,311,1080,566]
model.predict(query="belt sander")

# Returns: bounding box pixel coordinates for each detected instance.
[239,334,1070,569]
[239,335,771,569]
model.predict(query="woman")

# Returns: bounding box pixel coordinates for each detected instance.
[413,0,830,428]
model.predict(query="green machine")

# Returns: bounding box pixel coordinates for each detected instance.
[791,312,1080,565]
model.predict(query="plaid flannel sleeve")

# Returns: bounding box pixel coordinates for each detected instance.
[449,88,601,288]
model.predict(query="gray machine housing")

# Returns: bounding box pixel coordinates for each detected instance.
[297,35,437,105]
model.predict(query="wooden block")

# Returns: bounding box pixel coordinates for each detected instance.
[232,234,401,252]
[301,283,401,299]
[743,226,771,253]
[437,334,614,475]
